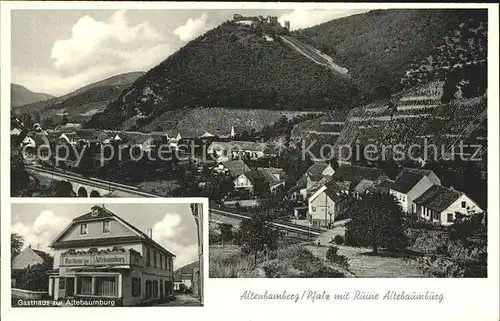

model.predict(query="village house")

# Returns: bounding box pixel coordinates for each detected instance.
[208,141,269,162]
[97,132,122,145]
[74,129,100,147]
[55,123,83,132]
[352,179,376,198]
[178,131,198,145]
[173,261,200,296]
[58,132,80,145]
[12,246,52,288]
[413,185,483,226]
[12,245,51,270]
[233,170,267,195]
[215,159,251,177]
[296,163,335,199]
[47,205,175,306]
[308,180,349,228]
[11,128,22,136]
[332,164,387,189]
[389,168,441,213]
[257,167,287,193]
[199,132,215,139]
[22,132,51,150]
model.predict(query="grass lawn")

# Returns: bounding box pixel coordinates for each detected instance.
[304,244,426,278]
[209,244,351,278]
[136,179,180,196]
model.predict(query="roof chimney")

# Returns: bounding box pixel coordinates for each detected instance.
[149,229,153,239]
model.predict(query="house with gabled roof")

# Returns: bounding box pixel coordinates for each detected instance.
[11,128,22,136]
[308,180,349,228]
[414,185,483,226]
[47,205,175,306]
[295,163,335,199]
[233,170,267,195]
[257,167,287,193]
[216,160,251,177]
[389,168,441,213]
[332,164,387,187]
[12,245,51,270]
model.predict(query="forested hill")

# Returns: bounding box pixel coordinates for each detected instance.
[296,9,487,101]
[85,20,360,129]
[11,84,54,107]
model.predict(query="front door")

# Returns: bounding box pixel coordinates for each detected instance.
[66,277,75,297]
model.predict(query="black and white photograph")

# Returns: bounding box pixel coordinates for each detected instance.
[10,201,204,307]
[7,7,489,279]
[2,4,499,320]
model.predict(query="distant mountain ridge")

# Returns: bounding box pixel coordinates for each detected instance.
[13,72,145,125]
[11,84,54,107]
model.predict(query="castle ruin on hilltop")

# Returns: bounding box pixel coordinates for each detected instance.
[232,13,290,31]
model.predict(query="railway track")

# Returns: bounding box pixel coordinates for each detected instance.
[210,207,322,238]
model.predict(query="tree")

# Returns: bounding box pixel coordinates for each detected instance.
[219,223,233,244]
[345,192,408,254]
[16,258,54,291]
[11,150,33,196]
[11,233,24,260]
[239,212,280,265]
[39,181,75,197]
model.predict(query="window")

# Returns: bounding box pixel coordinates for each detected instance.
[77,276,92,295]
[131,278,141,297]
[146,248,151,267]
[153,281,159,297]
[153,251,157,268]
[160,254,163,270]
[102,221,110,234]
[95,276,117,297]
[145,280,152,299]
[447,213,454,222]
[80,224,88,235]
[461,201,466,208]
[165,281,172,296]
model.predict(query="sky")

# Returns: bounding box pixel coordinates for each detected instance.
[11,202,201,269]
[11,8,369,96]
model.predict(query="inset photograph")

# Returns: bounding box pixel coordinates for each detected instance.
[10,201,204,307]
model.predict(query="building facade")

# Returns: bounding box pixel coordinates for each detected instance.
[389,168,441,213]
[12,246,49,270]
[414,185,483,226]
[308,181,348,228]
[47,205,175,306]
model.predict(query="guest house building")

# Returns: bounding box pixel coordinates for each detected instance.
[47,205,175,306]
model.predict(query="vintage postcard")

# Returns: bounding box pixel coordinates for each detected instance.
[9,200,205,307]
[1,2,499,321]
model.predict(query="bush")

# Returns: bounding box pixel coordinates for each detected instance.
[325,246,349,270]
[333,235,344,245]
